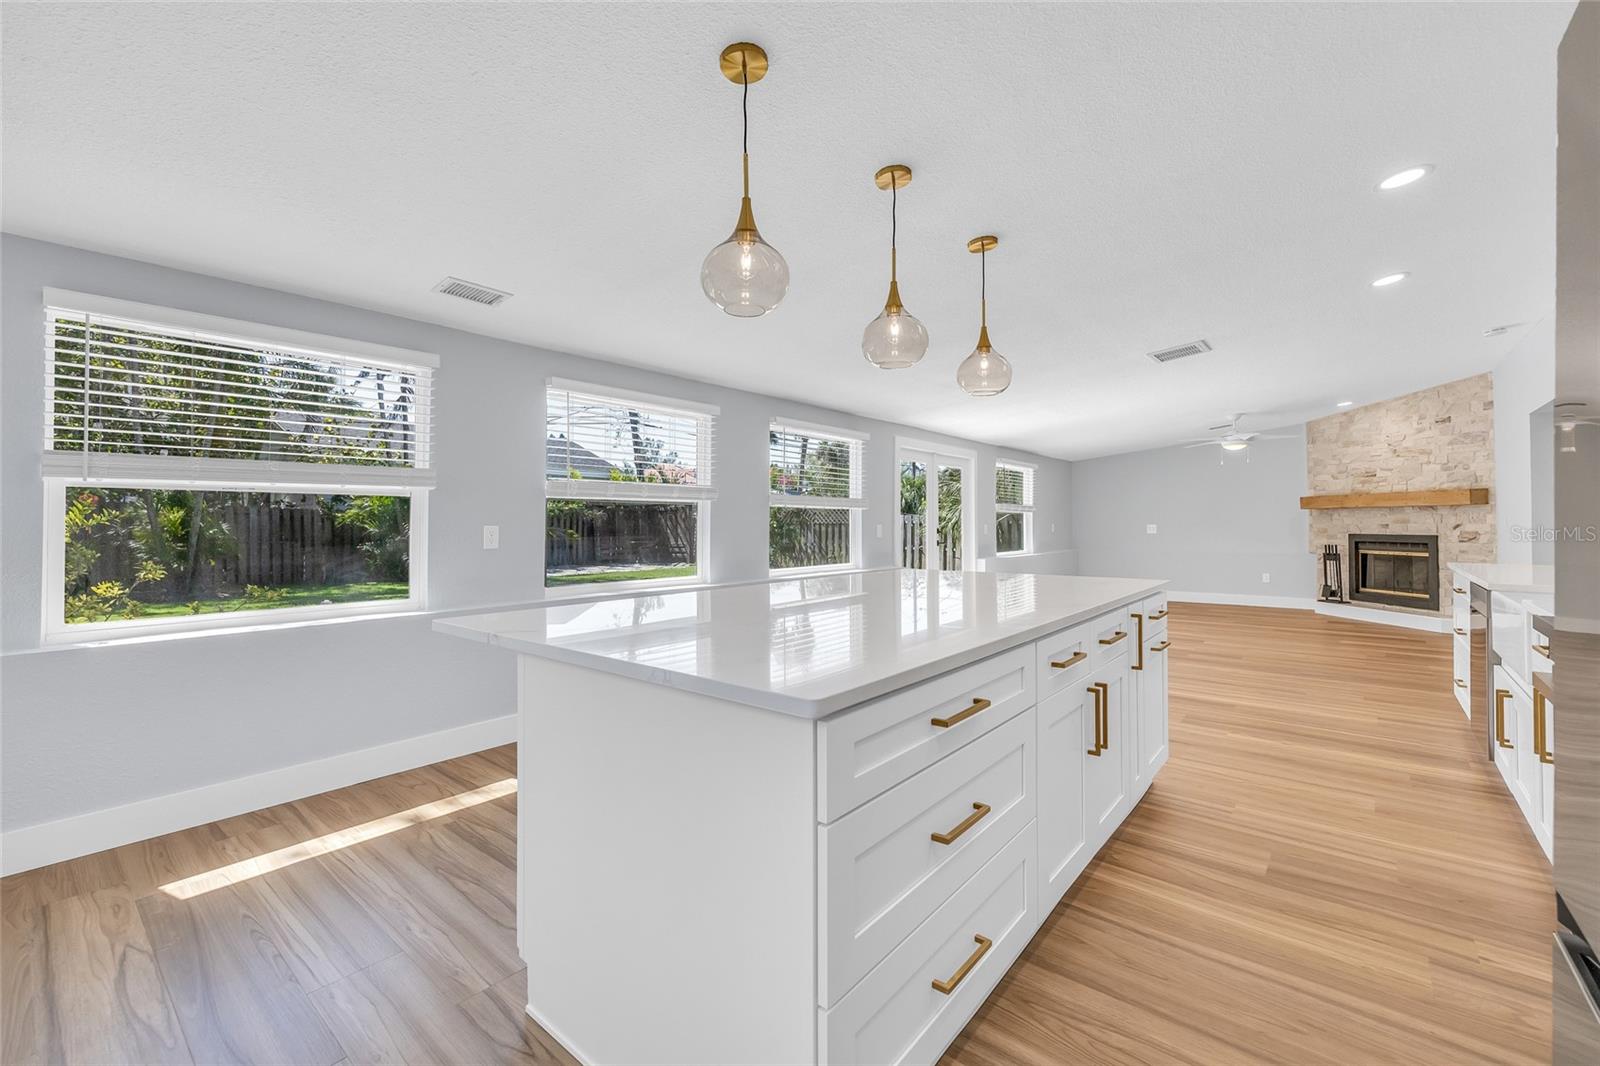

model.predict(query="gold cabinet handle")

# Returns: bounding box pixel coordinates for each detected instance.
[1454,627,1468,636]
[1099,631,1127,646]
[1452,586,1467,594]
[932,697,991,729]
[1085,685,1104,756]
[1535,689,1554,764]
[931,934,992,995]
[1095,682,1110,751]
[1050,650,1087,670]
[1454,678,1467,689]
[1494,688,1513,749]
[1131,613,1145,671]
[1148,608,1169,620]
[1533,642,1553,660]
[1150,640,1171,652]
[930,802,992,845]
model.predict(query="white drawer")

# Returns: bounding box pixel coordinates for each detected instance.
[1453,593,1469,636]
[819,821,1037,1066]
[818,710,1035,1006]
[1453,634,1470,716]
[818,645,1035,822]
[1035,620,1095,701]
[1088,605,1133,670]
[1135,592,1169,642]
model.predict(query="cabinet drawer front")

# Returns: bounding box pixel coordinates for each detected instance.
[1452,634,1470,716]
[1492,593,1529,690]
[818,646,1035,822]
[819,710,1035,1006]
[819,822,1037,1066]
[1089,606,1133,670]
[1036,620,1095,700]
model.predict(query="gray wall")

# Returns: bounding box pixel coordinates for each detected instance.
[1068,429,1313,600]
[0,235,1071,833]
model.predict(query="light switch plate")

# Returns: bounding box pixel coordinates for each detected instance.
[483,525,500,550]
[1146,524,1158,534]
[1261,572,1271,583]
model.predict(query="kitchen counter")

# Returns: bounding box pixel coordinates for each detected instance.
[435,568,1165,718]
[433,568,1171,1064]
[1450,561,1555,594]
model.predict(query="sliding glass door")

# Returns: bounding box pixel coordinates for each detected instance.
[897,445,973,571]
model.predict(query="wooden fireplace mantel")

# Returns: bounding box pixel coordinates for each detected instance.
[1298,488,1490,510]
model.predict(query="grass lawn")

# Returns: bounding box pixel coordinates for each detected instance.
[545,565,697,587]
[131,581,410,618]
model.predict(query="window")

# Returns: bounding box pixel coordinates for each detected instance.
[995,461,1035,554]
[545,380,716,588]
[770,421,865,571]
[43,290,435,639]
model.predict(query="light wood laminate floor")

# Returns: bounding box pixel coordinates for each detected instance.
[1,604,1553,1064]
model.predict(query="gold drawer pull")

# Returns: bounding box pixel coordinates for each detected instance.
[1050,650,1087,670]
[1454,627,1468,636]
[1150,640,1171,652]
[932,697,992,729]
[1086,682,1109,755]
[1099,631,1127,646]
[930,802,991,845]
[1454,678,1467,689]
[931,934,993,995]
[1148,608,1169,620]
[1533,642,1553,660]
[1132,613,1145,671]
[1494,689,1513,749]
[1452,586,1467,594]
[1535,689,1554,764]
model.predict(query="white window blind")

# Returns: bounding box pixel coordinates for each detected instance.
[43,294,435,488]
[546,380,717,501]
[769,422,864,508]
[996,462,1035,511]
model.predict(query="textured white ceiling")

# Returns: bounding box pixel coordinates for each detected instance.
[0,2,1573,459]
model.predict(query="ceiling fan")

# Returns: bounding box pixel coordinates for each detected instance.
[1179,414,1296,461]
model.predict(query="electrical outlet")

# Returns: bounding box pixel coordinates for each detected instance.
[1050,523,1056,534]
[1261,572,1271,583]
[483,525,500,550]
[875,523,884,539]
[1146,524,1158,535]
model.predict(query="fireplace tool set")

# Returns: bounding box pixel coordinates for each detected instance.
[1319,543,1345,603]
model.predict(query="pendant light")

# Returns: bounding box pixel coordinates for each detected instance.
[956,235,1013,396]
[862,164,929,368]
[700,42,789,317]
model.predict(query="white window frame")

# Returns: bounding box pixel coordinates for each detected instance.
[768,418,868,576]
[40,290,436,644]
[543,379,717,597]
[995,458,1036,557]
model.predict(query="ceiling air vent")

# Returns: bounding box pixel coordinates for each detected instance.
[1147,339,1212,364]
[433,276,511,307]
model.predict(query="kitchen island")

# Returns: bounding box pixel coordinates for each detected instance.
[435,568,1169,1065]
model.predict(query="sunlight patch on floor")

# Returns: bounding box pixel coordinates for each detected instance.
[158,777,517,899]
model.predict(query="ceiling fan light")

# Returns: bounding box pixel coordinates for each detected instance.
[1220,439,1250,451]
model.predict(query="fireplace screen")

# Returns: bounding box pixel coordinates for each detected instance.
[1348,533,1440,611]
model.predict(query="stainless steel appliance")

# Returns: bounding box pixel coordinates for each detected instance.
[1552,5,1599,1059]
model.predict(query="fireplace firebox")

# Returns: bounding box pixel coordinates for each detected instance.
[1347,533,1440,611]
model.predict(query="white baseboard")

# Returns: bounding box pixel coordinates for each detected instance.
[1313,601,1451,633]
[1166,590,1317,610]
[526,998,596,1066]
[0,714,516,876]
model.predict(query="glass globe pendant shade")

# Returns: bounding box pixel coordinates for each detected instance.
[956,328,1013,397]
[862,282,928,368]
[701,199,789,317]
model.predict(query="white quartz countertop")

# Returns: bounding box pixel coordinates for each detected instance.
[1450,562,1555,594]
[434,569,1166,718]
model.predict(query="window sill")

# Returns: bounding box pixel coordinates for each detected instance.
[768,563,862,578]
[28,600,431,653]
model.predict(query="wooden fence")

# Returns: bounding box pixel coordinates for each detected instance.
[546,504,695,568]
[901,515,962,569]
[81,498,374,591]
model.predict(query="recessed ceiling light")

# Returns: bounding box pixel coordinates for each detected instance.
[1377,165,1433,191]
[1336,400,1354,408]
[1371,272,1410,288]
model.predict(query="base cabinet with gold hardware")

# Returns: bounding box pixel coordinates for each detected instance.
[1133,633,1171,798]
[436,571,1168,1066]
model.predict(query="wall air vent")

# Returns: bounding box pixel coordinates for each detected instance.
[433,276,512,306]
[1147,339,1212,364]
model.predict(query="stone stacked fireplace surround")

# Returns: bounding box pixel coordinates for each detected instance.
[1306,373,1496,616]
